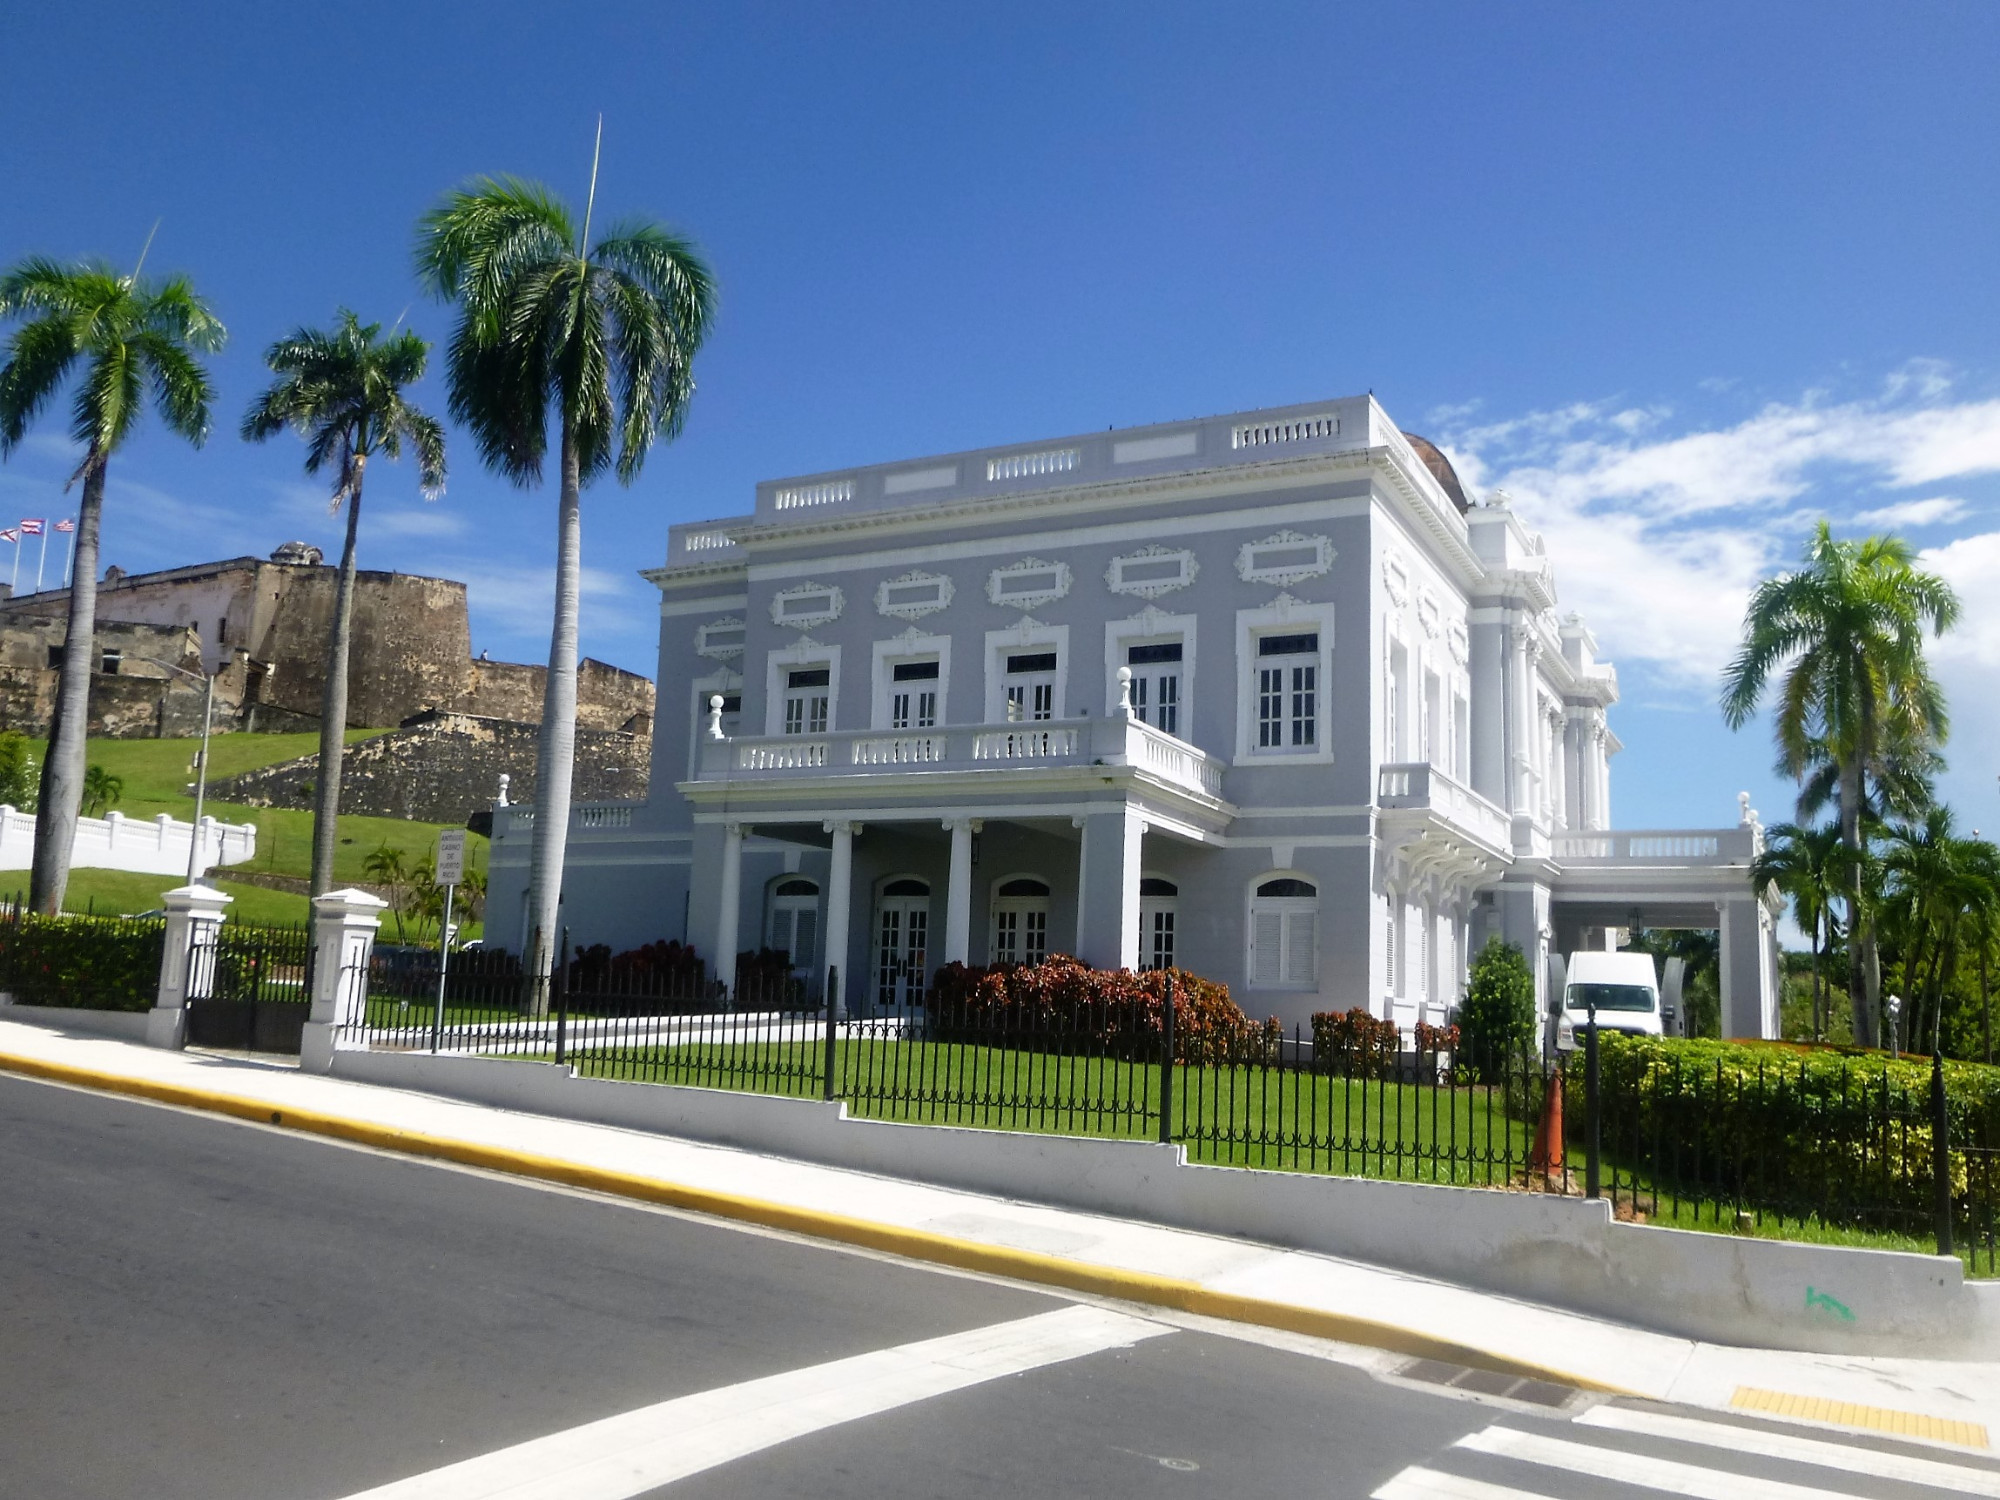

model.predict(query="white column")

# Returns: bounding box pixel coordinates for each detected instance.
[716,821,743,1000]
[1075,805,1143,970]
[823,820,855,1016]
[148,883,232,1049]
[299,887,387,1072]
[943,818,973,966]
[1593,721,1611,828]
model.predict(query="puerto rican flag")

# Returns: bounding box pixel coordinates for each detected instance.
[19,519,44,536]
[54,519,74,533]
[0,529,17,544]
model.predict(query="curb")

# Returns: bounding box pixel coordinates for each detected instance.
[1,1048,1633,1394]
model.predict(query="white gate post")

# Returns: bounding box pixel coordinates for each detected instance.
[148,884,233,1049]
[300,888,388,1074]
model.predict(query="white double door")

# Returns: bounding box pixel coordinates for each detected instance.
[873,889,930,1013]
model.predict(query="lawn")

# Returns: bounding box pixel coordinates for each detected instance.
[553,1034,1535,1186]
[0,868,312,926]
[6,732,491,931]
[471,1029,1997,1273]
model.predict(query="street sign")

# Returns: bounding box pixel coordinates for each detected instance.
[436,829,467,887]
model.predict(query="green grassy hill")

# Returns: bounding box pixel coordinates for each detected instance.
[2,731,490,932]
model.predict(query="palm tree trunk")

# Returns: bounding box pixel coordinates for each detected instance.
[1809,909,1822,1040]
[29,461,104,914]
[1839,756,1874,1045]
[308,462,365,899]
[1982,937,1991,1065]
[523,428,582,1014]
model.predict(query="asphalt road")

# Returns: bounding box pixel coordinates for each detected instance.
[5,1071,1997,1500]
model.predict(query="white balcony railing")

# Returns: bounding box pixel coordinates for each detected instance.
[1552,828,1753,864]
[1376,762,1511,851]
[696,716,1229,804]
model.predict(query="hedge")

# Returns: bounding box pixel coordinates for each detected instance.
[1596,1034,2000,1221]
[0,909,166,1011]
[929,954,1277,1064]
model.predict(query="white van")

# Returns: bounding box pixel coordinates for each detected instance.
[1557,950,1664,1042]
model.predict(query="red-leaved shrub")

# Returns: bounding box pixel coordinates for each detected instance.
[1310,1007,1402,1073]
[929,953,1278,1063]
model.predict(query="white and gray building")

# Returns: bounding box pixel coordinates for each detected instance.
[487,395,1781,1035]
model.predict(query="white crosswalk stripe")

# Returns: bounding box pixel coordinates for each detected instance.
[1374,1413,2000,1500]
[1372,1466,1555,1500]
[1454,1425,1853,1498]
[1579,1404,2000,1495]
[331,1304,1169,1500]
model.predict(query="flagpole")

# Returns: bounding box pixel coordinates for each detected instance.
[62,523,74,588]
[34,527,47,594]
[6,535,16,595]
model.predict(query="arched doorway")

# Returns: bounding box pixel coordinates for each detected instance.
[874,877,931,1012]
[990,877,1051,966]
[1138,877,1177,971]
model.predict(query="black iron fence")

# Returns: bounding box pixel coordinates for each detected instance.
[334,950,2000,1274]
[0,899,165,1011]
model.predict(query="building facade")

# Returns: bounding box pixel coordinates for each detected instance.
[487,395,1780,1035]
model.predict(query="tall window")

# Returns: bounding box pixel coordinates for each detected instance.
[784,667,830,735]
[1004,651,1057,722]
[767,878,819,974]
[990,877,1051,965]
[1249,876,1318,989]
[1256,633,1317,750]
[1127,642,1182,736]
[1423,670,1442,766]
[1386,901,1402,996]
[1387,641,1409,761]
[1138,877,1177,971]
[890,659,939,729]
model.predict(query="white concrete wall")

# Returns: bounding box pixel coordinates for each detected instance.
[329,1050,1998,1361]
[0,995,153,1040]
[0,805,255,877]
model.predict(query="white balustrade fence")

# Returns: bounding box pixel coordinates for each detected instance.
[0,805,256,877]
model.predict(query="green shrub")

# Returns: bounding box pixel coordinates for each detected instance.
[0,909,165,1010]
[930,954,1274,1064]
[0,731,36,811]
[1459,937,1537,1080]
[1596,1034,2000,1222]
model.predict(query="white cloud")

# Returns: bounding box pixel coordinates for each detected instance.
[1853,496,1969,528]
[1438,372,2000,698]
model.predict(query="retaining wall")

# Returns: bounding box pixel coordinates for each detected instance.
[328,1048,2000,1360]
[0,996,153,1040]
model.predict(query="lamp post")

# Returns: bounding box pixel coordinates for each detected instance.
[137,652,231,885]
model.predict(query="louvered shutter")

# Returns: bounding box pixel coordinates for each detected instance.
[1253,911,1284,987]
[794,910,818,971]
[1285,911,1317,987]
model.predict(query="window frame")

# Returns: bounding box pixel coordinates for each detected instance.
[762,642,842,738]
[1247,873,1320,991]
[984,622,1070,725]
[870,631,953,731]
[766,876,822,976]
[1103,608,1197,740]
[1235,601,1334,764]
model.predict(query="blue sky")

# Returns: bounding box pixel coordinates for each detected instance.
[5,2,1999,832]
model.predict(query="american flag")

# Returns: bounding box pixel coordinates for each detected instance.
[19,519,44,536]
[53,519,74,533]
[0,529,16,544]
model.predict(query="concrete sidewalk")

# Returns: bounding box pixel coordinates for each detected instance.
[5,1016,1998,1449]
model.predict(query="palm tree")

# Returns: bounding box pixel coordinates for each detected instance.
[80,764,123,819]
[1752,821,1843,1039]
[415,160,714,1008]
[243,312,445,898]
[1722,522,1958,1045]
[0,255,225,913]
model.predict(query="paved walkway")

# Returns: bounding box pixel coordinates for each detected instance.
[6,1014,1999,1449]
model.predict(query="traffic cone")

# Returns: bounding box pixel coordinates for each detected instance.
[1528,1070,1566,1188]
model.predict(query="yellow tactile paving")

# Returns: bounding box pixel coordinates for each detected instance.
[1732,1385,1991,1449]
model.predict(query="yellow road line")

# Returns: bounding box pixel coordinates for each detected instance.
[0,1047,1633,1393]
[1732,1386,1991,1449]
